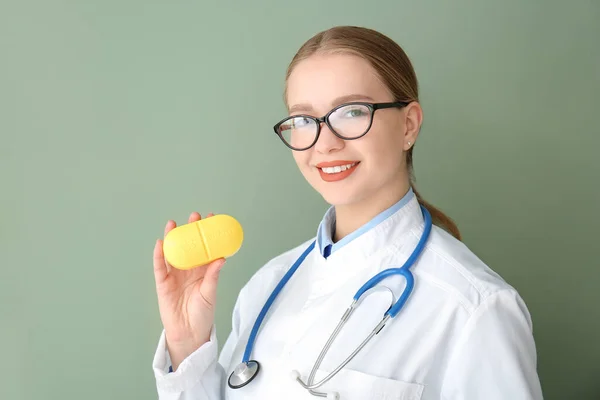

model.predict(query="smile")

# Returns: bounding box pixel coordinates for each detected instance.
[315,161,360,182]
[320,162,358,174]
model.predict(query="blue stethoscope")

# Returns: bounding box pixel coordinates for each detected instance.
[228,205,432,399]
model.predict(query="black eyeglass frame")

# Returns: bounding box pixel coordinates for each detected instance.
[273,101,409,151]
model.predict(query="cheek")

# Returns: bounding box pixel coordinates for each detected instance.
[292,152,311,171]
[364,125,404,163]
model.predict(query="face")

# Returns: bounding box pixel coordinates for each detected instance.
[284,52,422,208]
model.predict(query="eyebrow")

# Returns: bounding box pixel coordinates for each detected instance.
[288,94,376,115]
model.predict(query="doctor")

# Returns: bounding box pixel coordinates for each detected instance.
[151,26,543,399]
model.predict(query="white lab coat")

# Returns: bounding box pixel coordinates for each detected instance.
[152,196,544,399]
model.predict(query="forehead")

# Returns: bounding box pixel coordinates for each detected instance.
[286,53,391,113]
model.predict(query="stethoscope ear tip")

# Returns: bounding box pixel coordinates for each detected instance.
[327,392,340,400]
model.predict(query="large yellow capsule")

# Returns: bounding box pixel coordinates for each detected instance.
[163,214,244,270]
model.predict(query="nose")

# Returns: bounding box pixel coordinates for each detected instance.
[314,122,344,154]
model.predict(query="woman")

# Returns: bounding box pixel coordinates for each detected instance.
[151,26,543,400]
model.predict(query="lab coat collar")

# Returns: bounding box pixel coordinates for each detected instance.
[317,188,415,258]
[314,190,426,267]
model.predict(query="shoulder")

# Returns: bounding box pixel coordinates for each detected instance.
[419,229,543,397]
[413,225,531,322]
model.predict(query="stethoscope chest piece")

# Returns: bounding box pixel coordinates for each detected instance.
[228,360,260,389]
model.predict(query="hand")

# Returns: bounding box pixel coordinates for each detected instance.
[153,212,226,371]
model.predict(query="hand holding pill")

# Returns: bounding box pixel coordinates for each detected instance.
[152,212,242,371]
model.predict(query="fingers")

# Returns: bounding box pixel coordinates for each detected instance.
[153,239,168,284]
[162,220,178,274]
[187,212,214,224]
[164,220,176,237]
[199,258,226,308]
[188,212,201,224]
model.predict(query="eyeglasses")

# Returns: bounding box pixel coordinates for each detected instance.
[273,101,408,151]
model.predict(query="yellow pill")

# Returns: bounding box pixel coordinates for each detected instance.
[163,214,244,270]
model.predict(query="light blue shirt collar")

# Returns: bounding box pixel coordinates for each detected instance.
[316,187,415,258]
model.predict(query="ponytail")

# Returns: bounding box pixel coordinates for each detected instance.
[412,186,462,241]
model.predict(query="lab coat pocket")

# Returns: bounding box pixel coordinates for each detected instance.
[315,368,424,400]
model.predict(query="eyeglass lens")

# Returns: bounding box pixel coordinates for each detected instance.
[277,104,372,150]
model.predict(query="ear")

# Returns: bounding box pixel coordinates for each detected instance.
[402,102,423,151]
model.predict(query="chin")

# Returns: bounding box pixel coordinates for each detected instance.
[315,182,368,207]
[302,167,370,206]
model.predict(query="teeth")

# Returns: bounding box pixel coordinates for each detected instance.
[321,163,357,174]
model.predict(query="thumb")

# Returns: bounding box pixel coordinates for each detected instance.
[199,258,226,307]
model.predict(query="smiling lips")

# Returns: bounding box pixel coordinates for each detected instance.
[315,160,360,182]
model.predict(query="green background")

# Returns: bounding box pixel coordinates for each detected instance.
[1,1,598,399]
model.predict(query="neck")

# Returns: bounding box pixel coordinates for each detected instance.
[333,179,411,243]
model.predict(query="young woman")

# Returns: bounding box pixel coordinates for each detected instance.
[151,26,543,400]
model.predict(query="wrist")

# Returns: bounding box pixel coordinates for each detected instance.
[166,341,201,371]
[165,329,212,371]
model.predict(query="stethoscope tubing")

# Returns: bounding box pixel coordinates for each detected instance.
[233,205,433,393]
[242,241,315,363]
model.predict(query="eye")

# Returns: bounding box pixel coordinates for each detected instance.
[335,104,370,119]
[345,108,366,117]
[283,116,316,130]
[293,117,313,127]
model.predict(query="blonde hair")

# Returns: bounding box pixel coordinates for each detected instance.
[284,25,462,240]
